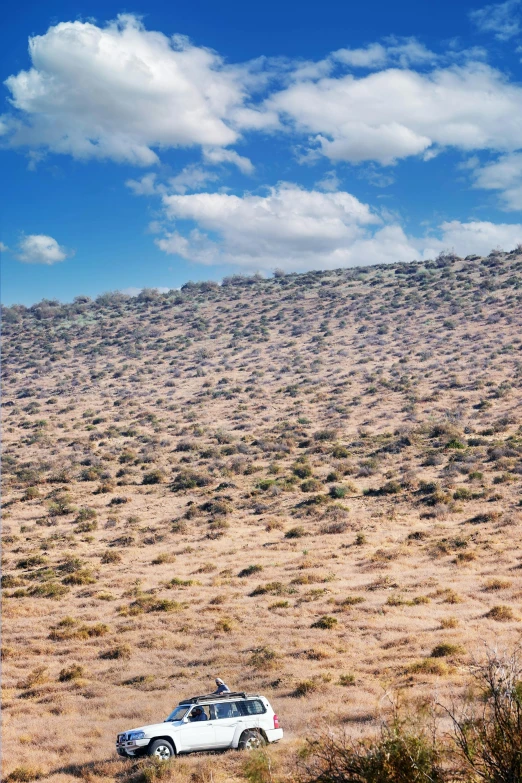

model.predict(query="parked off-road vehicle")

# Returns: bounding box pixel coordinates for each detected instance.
[116,692,283,759]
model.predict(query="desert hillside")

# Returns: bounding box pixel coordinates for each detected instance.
[2,250,522,783]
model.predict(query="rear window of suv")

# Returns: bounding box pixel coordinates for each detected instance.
[238,699,266,716]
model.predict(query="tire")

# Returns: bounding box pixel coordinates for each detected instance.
[238,730,266,751]
[148,739,175,760]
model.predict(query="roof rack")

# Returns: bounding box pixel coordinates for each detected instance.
[179,691,253,704]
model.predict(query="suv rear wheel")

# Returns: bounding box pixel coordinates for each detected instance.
[238,730,266,750]
[148,739,175,760]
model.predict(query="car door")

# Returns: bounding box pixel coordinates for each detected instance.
[176,705,217,751]
[212,701,243,747]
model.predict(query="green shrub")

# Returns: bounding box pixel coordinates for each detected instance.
[300,719,445,783]
[99,644,132,660]
[285,526,306,539]
[485,605,515,621]
[294,463,312,479]
[339,673,356,686]
[143,469,166,485]
[239,564,263,577]
[329,485,347,499]
[5,767,44,782]
[312,615,338,630]
[59,664,84,682]
[446,438,465,449]
[249,646,278,669]
[301,479,324,492]
[294,679,319,697]
[250,582,284,597]
[171,470,211,491]
[430,643,464,658]
[30,582,69,599]
[75,507,97,523]
[101,550,122,564]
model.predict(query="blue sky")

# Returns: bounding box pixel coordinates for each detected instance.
[2,0,522,305]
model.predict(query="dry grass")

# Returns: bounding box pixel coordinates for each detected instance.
[2,250,522,781]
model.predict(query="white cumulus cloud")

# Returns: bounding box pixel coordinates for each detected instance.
[268,62,522,165]
[16,234,73,264]
[152,183,522,271]
[3,14,265,166]
[157,184,382,270]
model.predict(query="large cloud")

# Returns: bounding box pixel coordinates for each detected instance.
[3,14,268,166]
[152,183,522,270]
[268,62,522,165]
[16,235,73,264]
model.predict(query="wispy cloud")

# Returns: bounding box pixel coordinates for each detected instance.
[470,0,521,40]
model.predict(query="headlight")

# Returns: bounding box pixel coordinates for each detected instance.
[128,731,146,741]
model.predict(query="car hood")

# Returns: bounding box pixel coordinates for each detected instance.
[123,720,182,735]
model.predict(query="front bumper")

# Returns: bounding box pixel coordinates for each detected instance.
[116,738,150,757]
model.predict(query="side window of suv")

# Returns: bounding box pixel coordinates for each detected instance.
[214,702,241,719]
[238,699,266,716]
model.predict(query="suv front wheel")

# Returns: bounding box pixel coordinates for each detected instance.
[148,739,175,760]
[238,730,266,750]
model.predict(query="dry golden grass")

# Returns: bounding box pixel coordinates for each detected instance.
[2,250,522,781]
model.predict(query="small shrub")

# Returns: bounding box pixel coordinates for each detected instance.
[486,605,515,622]
[171,470,211,491]
[430,643,464,658]
[293,679,319,697]
[59,664,84,682]
[5,767,44,782]
[23,487,40,501]
[143,469,166,485]
[301,479,324,492]
[250,582,284,597]
[337,596,365,608]
[321,521,348,534]
[483,578,511,591]
[312,615,338,630]
[339,673,356,686]
[62,569,96,585]
[152,552,176,565]
[329,485,348,499]
[409,658,448,675]
[75,507,97,523]
[440,617,458,629]
[239,564,263,577]
[249,646,278,669]
[285,526,306,539]
[101,550,122,564]
[30,582,69,599]
[100,644,132,660]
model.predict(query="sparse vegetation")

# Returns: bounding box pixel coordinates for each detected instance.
[2,252,522,783]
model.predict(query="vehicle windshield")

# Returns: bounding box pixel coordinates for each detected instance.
[165,705,189,722]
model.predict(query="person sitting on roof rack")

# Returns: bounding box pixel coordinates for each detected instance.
[190,706,208,722]
[213,678,230,695]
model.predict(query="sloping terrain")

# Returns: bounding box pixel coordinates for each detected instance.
[2,250,522,783]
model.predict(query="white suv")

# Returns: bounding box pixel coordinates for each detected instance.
[116,692,283,759]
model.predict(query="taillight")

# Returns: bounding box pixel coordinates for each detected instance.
[273,714,280,729]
